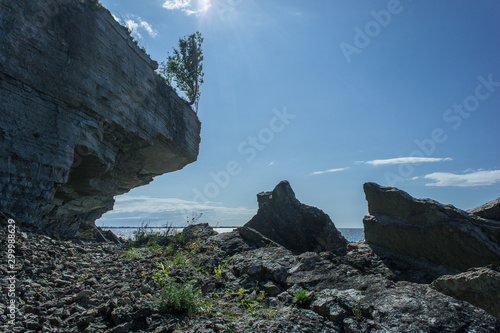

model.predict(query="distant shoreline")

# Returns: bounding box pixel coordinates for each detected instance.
[99,226,364,242]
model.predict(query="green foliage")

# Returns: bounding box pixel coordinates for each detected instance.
[231,288,249,297]
[122,247,144,259]
[214,264,224,282]
[213,263,228,282]
[239,298,256,309]
[131,213,204,249]
[152,262,170,289]
[78,0,102,10]
[354,301,364,321]
[154,280,201,314]
[159,31,204,113]
[168,252,188,270]
[293,288,310,306]
[169,231,190,245]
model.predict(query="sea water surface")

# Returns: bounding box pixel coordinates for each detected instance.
[101,227,364,243]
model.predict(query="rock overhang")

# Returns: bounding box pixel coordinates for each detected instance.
[0,0,201,236]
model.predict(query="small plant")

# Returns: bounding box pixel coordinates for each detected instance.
[239,298,256,309]
[78,0,102,10]
[293,288,310,307]
[354,300,364,321]
[170,231,190,245]
[152,262,170,288]
[187,212,203,225]
[168,252,188,270]
[231,288,249,297]
[122,247,143,259]
[256,290,266,302]
[213,263,227,282]
[154,281,201,314]
[199,299,213,314]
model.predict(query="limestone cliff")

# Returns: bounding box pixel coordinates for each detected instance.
[0,0,201,236]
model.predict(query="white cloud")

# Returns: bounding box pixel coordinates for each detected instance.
[365,157,452,166]
[97,196,255,227]
[162,0,211,15]
[424,170,500,187]
[163,0,191,10]
[310,167,349,176]
[139,20,157,38]
[122,17,157,39]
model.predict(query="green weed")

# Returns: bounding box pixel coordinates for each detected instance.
[154,281,201,314]
[293,288,310,307]
[122,247,144,259]
[152,262,170,288]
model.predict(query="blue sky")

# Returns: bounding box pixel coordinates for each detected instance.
[97,0,500,228]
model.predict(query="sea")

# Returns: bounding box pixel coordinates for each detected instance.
[101,227,365,243]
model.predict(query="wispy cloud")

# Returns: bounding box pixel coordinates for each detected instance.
[310,167,349,176]
[98,196,255,227]
[122,17,158,39]
[163,0,191,10]
[162,0,211,15]
[424,170,500,187]
[364,157,452,166]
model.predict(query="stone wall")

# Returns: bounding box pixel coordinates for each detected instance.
[0,0,201,236]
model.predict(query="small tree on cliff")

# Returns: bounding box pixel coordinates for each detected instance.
[160,31,204,113]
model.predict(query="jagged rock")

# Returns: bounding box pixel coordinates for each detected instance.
[2,222,500,333]
[243,181,347,254]
[237,226,280,248]
[469,197,500,221]
[360,282,499,332]
[432,265,500,319]
[0,0,201,237]
[363,182,500,272]
[231,247,294,286]
[217,230,499,331]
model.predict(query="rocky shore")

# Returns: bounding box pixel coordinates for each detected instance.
[1,181,499,332]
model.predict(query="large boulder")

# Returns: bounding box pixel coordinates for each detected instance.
[469,197,500,221]
[362,182,500,272]
[243,180,347,254]
[432,265,500,319]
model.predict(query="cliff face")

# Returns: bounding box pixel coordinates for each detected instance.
[0,0,201,236]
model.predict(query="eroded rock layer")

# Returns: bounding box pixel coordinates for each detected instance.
[0,0,201,236]
[363,182,500,272]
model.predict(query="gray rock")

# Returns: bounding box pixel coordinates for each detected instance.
[3,204,499,333]
[432,265,500,319]
[469,197,500,221]
[237,226,280,248]
[244,181,347,254]
[183,223,217,238]
[262,281,282,297]
[363,282,499,332]
[0,0,201,237]
[231,247,294,285]
[363,182,500,271]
